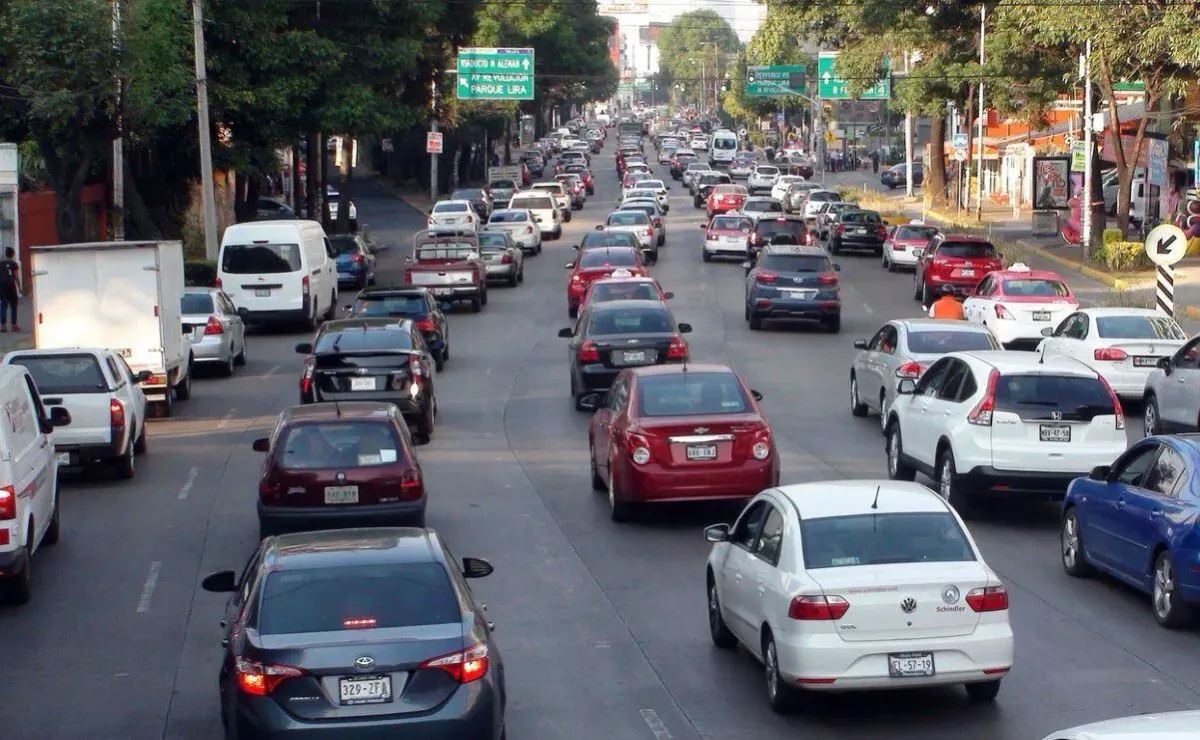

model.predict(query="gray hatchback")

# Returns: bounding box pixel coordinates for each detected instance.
[203,528,504,739]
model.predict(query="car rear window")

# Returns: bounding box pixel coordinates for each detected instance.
[258,562,459,635]
[1095,315,1186,340]
[533,184,564,193]
[277,421,406,470]
[808,191,840,203]
[314,327,415,353]
[713,216,752,232]
[713,137,737,150]
[477,232,508,247]
[746,200,782,212]
[802,513,976,569]
[1000,278,1070,298]
[608,211,649,226]
[433,202,469,213]
[938,241,996,258]
[583,233,639,248]
[589,282,660,303]
[637,372,749,416]
[514,196,554,210]
[906,330,999,353]
[760,254,827,273]
[180,293,215,314]
[640,181,664,189]
[587,307,673,335]
[416,246,476,260]
[842,211,882,224]
[755,167,779,175]
[12,354,109,394]
[755,220,807,238]
[221,243,302,274]
[329,236,360,255]
[490,180,516,189]
[490,211,528,223]
[579,249,638,268]
[620,205,656,217]
[451,190,483,200]
[994,374,1116,421]
[352,295,427,318]
[896,226,939,241]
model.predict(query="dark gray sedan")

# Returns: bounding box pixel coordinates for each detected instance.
[202,528,505,739]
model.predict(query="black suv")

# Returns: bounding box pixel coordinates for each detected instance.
[693,172,733,208]
[747,215,811,258]
[828,209,887,256]
[344,287,450,371]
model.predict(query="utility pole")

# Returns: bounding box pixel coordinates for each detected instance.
[904,51,914,197]
[191,0,218,260]
[112,0,124,239]
[1081,40,1093,249]
[430,77,439,205]
[975,5,986,221]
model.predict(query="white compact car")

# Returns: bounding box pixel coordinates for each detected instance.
[530,182,573,218]
[1039,710,1200,740]
[703,213,753,260]
[962,264,1080,349]
[486,208,544,254]
[884,351,1128,511]
[626,179,670,212]
[771,175,807,203]
[682,163,714,191]
[747,165,781,194]
[803,190,842,220]
[507,193,562,240]
[705,480,1013,713]
[1037,308,1187,400]
[427,200,481,233]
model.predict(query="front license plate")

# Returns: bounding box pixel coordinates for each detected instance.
[686,444,718,461]
[1134,356,1161,367]
[350,377,376,391]
[1032,311,1051,321]
[623,350,646,364]
[338,675,392,706]
[1039,424,1071,442]
[888,652,935,678]
[958,269,975,277]
[254,288,270,297]
[55,452,70,466]
[325,485,359,504]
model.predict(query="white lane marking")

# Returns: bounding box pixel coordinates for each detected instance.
[218,409,236,429]
[177,467,199,500]
[639,708,673,739]
[136,561,163,614]
[264,365,280,378]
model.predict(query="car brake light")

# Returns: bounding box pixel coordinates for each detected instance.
[525,226,534,234]
[0,485,15,520]
[666,336,688,359]
[214,277,222,289]
[204,316,224,335]
[968,368,1000,425]
[752,427,772,460]
[301,359,315,396]
[994,304,1014,319]
[756,270,777,284]
[259,479,280,501]
[1096,373,1126,430]
[578,340,599,362]
[301,276,310,295]
[644,227,654,237]
[628,432,652,464]
[817,272,838,284]
[836,224,846,234]
[571,273,584,283]
[788,595,850,620]
[878,225,888,237]
[399,469,423,500]
[706,230,716,240]
[501,254,513,264]
[1094,347,1127,361]
[895,361,922,379]
[109,399,126,428]
[420,642,489,684]
[965,586,1008,612]
[351,254,364,263]
[415,318,436,332]
[342,617,377,629]
[408,354,423,377]
[235,657,305,696]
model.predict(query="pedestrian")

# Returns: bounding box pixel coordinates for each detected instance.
[871,150,880,173]
[928,285,965,318]
[0,247,21,332]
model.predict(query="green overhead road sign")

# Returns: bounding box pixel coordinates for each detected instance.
[456,47,535,101]
[745,65,807,97]
[817,52,890,100]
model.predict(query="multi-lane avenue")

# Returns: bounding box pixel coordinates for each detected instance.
[3,145,1199,740]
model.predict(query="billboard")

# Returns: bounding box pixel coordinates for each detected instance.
[599,0,650,14]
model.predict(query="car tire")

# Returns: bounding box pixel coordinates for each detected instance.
[3,543,33,604]
[1061,506,1092,578]
[886,424,917,481]
[1143,395,1161,437]
[824,316,841,334]
[518,266,524,283]
[115,441,136,480]
[707,576,737,649]
[234,341,247,366]
[481,288,489,307]
[1153,550,1193,628]
[607,470,633,522]
[921,282,932,307]
[508,271,519,287]
[937,449,969,512]
[749,313,765,331]
[218,352,235,377]
[568,305,578,319]
[44,494,61,546]
[175,360,193,401]
[702,250,712,263]
[435,351,445,373]
[965,681,1001,702]
[913,273,923,301]
[419,400,436,438]
[849,373,868,417]
[134,422,148,455]
[589,441,605,491]
[763,633,800,714]
[258,519,276,541]
[564,211,572,223]
[536,242,543,254]
[471,296,482,313]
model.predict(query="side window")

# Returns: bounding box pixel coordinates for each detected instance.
[1114,445,1161,487]
[1142,447,1187,497]
[755,507,785,566]
[916,358,953,397]
[323,237,336,260]
[21,375,48,433]
[975,277,995,297]
[117,356,137,384]
[880,326,899,354]
[1052,314,1074,337]
[730,501,769,550]
[1076,315,1090,340]
[1174,337,1200,370]
[105,357,124,387]
[955,370,979,402]
[866,326,889,351]
[936,360,970,402]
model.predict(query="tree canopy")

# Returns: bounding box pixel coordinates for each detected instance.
[656,10,742,104]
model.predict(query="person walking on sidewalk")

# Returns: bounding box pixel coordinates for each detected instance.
[0,247,21,332]
[871,150,880,173]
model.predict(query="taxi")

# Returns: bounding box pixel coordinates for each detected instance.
[565,247,649,318]
[961,263,1079,350]
[581,271,673,310]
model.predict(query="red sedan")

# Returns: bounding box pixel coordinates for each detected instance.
[582,275,673,310]
[566,247,648,317]
[584,364,780,521]
[706,184,748,218]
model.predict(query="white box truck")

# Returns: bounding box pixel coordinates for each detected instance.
[29,240,194,416]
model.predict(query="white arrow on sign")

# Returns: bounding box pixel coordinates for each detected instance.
[522,58,530,69]
[459,76,469,89]
[822,71,832,82]
[1144,223,1189,267]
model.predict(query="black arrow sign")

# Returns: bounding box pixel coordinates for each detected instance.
[1157,234,1177,255]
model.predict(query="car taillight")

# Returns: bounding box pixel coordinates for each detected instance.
[501,254,513,264]
[235,657,305,696]
[403,269,414,285]
[1094,347,1127,361]
[1097,373,1126,430]
[644,227,654,237]
[968,368,1000,426]
[301,275,310,295]
[571,273,584,283]
[896,361,922,379]
[965,586,1008,612]
[788,595,850,620]
[408,354,424,377]
[817,272,838,284]
[706,230,716,240]
[399,469,423,501]
[351,254,364,263]
[525,226,534,234]
[0,485,15,520]
[214,277,222,289]
[803,232,814,245]
[628,433,652,464]
[301,359,315,396]
[752,428,772,460]
[420,642,489,684]
[204,316,224,335]
[756,270,777,284]
[578,340,599,362]
[877,225,888,237]
[109,399,126,429]
[415,318,436,332]
[666,336,688,359]
[259,479,280,501]
[837,224,846,234]
[994,304,1014,319]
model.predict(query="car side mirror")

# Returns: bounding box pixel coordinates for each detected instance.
[557,327,573,338]
[48,406,72,428]
[251,438,270,453]
[135,370,154,383]
[699,223,707,229]
[1158,356,1172,372]
[571,245,580,250]
[576,393,602,411]
[1089,465,1111,481]
[704,523,730,543]
[564,262,576,269]
[594,225,604,231]
[410,431,431,446]
[663,291,674,300]
[678,323,693,334]
[1040,327,1054,337]
[201,569,237,593]
[896,379,917,395]
[295,343,313,354]
[853,339,868,349]
[750,389,763,402]
[462,557,495,579]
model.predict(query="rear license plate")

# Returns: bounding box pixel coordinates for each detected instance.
[622,350,647,364]
[55,452,70,466]
[724,236,742,244]
[888,652,935,678]
[958,269,975,277]
[686,444,718,461]
[434,287,453,296]
[1032,311,1051,321]
[913,249,924,257]
[853,228,866,234]
[325,485,359,504]
[350,377,376,391]
[1134,356,1161,367]
[1040,424,1071,442]
[254,288,270,297]
[782,289,816,299]
[338,675,392,706]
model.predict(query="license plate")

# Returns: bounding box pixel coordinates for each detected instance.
[1039,424,1071,442]
[434,287,453,296]
[686,444,718,461]
[325,485,359,504]
[888,652,935,678]
[254,288,270,297]
[913,249,924,257]
[853,228,866,234]
[724,236,742,244]
[350,377,376,391]
[338,675,392,706]
[1134,356,1161,367]
[1032,311,1051,321]
[623,350,646,364]
[55,452,70,466]
[782,289,816,299]
[958,269,975,277]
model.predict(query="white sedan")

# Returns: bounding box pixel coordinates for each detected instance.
[770,175,807,203]
[747,165,781,194]
[626,179,670,212]
[427,199,480,233]
[961,264,1079,349]
[1039,710,1200,739]
[1037,307,1187,399]
[704,480,1013,713]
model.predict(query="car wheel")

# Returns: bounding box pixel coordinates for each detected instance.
[568,305,578,319]
[921,282,931,307]
[824,316,841,334]
[508,271,519,287]
[749,314,765,331]
[937,449,969,512]
[965,680,1001,702]
[1144,396,1160,437]
[258,519,276,541]
[471,296,482,313]
[435,351,445,373]
[1153,550,1193,628]
[518,266,525,283]
[219,352,235,377]
[419,400,436,437]
[564,211,572,223]
[115,440,136,480]
[708,577,737,649]
[234,341,247,366]
[589,441,605,491]
[134,421,148,455]
[886,424,917,481]
[849,373,868,417]
[607,469,633,522]
[175,361,193,401]
[481,288,489,306]
[1061,507,1092,577]
[763,634,800,713]
[3,543,32,604]
[913,275,923,301]
[702,250,712,263]
[44,493,61,546]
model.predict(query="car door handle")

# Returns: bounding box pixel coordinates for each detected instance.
[1117,499,1127,509]
[219,619,227,628]
[1150,510,1163,518]
[757,583,766,596]
[1178,377,1187,383]
[943,410,952,415]
[734,571,742,582]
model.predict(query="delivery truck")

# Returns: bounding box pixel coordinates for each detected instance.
[30,240,194,416]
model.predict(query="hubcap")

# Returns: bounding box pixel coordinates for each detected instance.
[850,377,859,410]
[708,585,719,630]
[765,642,778,698]
[1154,557,1174,618]
[888,432,899,474]
[1062,514,1079,568]
[939,458,952,501]
[1145,404,1157,436]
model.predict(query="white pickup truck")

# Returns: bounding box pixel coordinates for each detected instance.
[3,348,150,479]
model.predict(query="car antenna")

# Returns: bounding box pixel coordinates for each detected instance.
[871,484,881,510]
[334,401,342,418]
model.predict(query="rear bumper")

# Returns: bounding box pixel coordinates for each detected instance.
[959,465,1084,499]
[750,298,840,321]
[191,334,234,363]
[242,305,311,324]
[55,440,123,465]
[305,390,425,421]
[484,264,517,280]
[923,277,977,298]
[886,247,922,266]
[415,285,482,302]
[833,236,885,250]
[0,544,29,579]
[1096,367,1153,398]
[617,456,779,503]
[258,498,426,529]
[987,321,1054,347]
[705,239,746,255]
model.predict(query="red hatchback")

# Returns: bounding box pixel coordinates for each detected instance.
[253,402,431,538]
[913,234,1002,305]
[583,364,780,522]
[707,184,748,218]
[567,247,648,317]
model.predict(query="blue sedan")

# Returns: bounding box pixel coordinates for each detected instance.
[1061,434,1200,628]
[330,234,377,289]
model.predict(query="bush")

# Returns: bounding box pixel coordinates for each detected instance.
[1091,288,1155,309]
[185,260,218,287]
[1102,228,1123,246]
[1092,240,1150,272]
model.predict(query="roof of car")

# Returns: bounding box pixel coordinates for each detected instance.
[587,299,668,313]
[263,527,449,570]
[591,275,656,285]
[762,245,825,257]
[628,363,734,377]
[957,350,1097,377]
[318,317,415,334]
[893,318,995,333]
[280,400,401,423]
[432,199,473,208]
[939,234,993,243]
[356,286,430,298]
[776,480,951,519]
[989,266,1065,281]
[1077,307,1171,318]
[754,215,806,225]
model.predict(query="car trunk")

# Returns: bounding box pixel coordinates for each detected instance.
[312,351,416,399]
[407,266,476,287]
[933,257,1001,283]
[994,297,1077,326]
[253,624,465,720]
[634,415,764,468]
[808,563,988,642]
[1100,339,1187,370]
[39,390,114,448]
[182,312,215,343]
[590,332,677,370]
[989,373,1121,473]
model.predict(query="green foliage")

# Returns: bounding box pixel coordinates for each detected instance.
[184,260,218,287]
[657,10,741,105]
[1091,240,1151,273]
[1102,228,1124,247]
[122,0,194,136]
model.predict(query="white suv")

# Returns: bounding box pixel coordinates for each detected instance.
[747,165,781,194]
[883,351,1128,510]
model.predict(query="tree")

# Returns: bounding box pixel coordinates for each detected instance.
[656,10,741,107]
[724,5,816,128]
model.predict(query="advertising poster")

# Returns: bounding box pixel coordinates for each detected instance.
[1033,156,1072,210]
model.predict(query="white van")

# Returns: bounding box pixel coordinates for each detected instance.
[509,192,563,240]
[217,220,338,330]
[710,129,739,166]
[0,364,72,604]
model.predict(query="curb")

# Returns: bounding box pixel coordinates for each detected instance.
[1026,247,1131,289]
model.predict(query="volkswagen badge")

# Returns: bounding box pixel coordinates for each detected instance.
[900,597,917,614]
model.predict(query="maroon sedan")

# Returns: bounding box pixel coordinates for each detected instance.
[583,364,780,522]
[253,401,431,538]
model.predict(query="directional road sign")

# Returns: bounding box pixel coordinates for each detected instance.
[952,133,968,149]
[817,52,890,100]
[746,65,807,97]
[1145,224,1188,267]
[456,47,535,101]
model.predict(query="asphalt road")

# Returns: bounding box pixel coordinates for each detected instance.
[3,144,1198,740]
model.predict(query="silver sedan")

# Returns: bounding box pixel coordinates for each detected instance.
[181,287,247,376]
[477,231,525,286]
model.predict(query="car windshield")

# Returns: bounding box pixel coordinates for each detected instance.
[589,282,660,303]
[713,137,737,150]
[352,295,427,317]
[760,254,826,273]
[314,327,415,353]
[639,181,664,189]
[994,374,1116,421]
[841,211,882,224]
[608,212,649,226]
[490,180,516,189]
[258,562,459,635]
[433,202,469,213]
[755,167,779,175]
[713,216,752,232]
[490,211,528,223]
[477,232,508,247]
[416,246,475,260]
[809,192,840,203]
[906,330,998,353]
[587,307,673,335]
[756,221,805,239]
[802,513,976,569]
[11,353,108,394]
[514,196,554,210]
[896,226,939,241]
[329,236,360,255]
[583,233,638,248]
[578,249,637,268]
[180,293,215,314]
[221,243,302,274]
[1001,278,1070,298]
[277,420,407,471]
[637,372,749,416]
[451,190,483,200]
[938,241,996,258]
[1095,315,1186,340]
